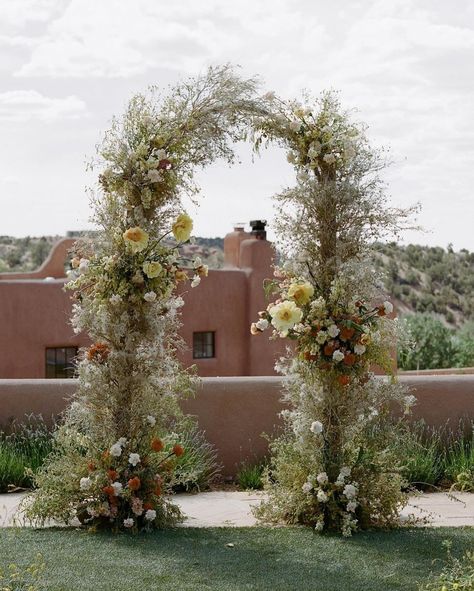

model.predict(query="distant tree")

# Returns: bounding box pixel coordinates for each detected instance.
[398,313,457,370]
[453,321,474,368]
[31,237,51,268]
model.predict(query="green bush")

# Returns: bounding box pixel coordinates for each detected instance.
[0,416,54,493]
[236,461,265,490]
[398,314,457,370]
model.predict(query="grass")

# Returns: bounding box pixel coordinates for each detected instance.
[0,527,472,590]
[236,461,265,490]
[0,418,54,493]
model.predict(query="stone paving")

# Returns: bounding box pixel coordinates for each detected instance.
[1,491,473,528]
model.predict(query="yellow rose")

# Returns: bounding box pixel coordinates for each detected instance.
[142,261,162,278]
[172,213,193,242]
[287,281,314,306]
[123,227,149,253]
[174,269,188,283]
[269,300,303,332]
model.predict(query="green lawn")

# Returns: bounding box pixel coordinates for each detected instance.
[0,527,473,591]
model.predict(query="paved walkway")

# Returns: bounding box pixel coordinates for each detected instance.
[1,491,473,528]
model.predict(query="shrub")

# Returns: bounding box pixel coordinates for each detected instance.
[0,416,53,493]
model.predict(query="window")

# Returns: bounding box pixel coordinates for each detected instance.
[45,347,78,378]
[193,332,215,359]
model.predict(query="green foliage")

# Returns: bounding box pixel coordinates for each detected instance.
[393,421,474,491]
[236,461,265,490]
[398,314,457,370]
[0,236,57,272]
[0,417,54,493]
[420,541,474,591]
[172,420,220,492]
[454,322,474,368]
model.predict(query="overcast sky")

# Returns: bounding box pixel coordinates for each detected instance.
[1,0,473,249]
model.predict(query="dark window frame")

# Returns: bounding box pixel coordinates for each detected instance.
[45,346,78,378]
[193,331,215,359]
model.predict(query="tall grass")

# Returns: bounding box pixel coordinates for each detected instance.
[396,421,474,491]
[0,416,54,493]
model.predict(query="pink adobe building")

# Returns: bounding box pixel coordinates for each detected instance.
[0,223,286,379]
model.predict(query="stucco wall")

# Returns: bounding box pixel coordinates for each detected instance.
[0,376,472,477]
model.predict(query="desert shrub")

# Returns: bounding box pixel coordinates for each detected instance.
[236,461,265,490]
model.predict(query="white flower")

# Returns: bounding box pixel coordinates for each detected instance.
[404,394,416,407]
[79,477,92,491]
[343,484,358,500]
[256,318,269,331]
[78,258,89,274]
[383,300,394,315]
[289,121,301,132]
[110,443,122,457]
[147,415,156,427]
[109,294,122,305]
[354,343,366,355]
[193,257,203,268]
[263,91,275,100]
[323,153,336,165]
[332,350,345,363]
[144,291,157,302]
[327,324,340,338]
[144,509,157,521]
[123,518,134,528]
[317,490,328,503]
[287,152,297,164]
[339,466,351,478]
[69,516,82,527]
[118,437,127,446]
[310,421,323,434]
[128,453,141,467]
[191,275,201,288]
[316,472,328,485]
[316,330,328,344]
[111,482,123,496]
[347,501,358,513]
[147,169,162,183]
[302,481,313,494]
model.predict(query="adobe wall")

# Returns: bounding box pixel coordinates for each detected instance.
[0,375,472,477]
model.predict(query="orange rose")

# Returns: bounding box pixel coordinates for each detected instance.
[103,485,115,496]
[154,485,162,497]
[343,353,356,366]
[151,438,164,452]
[87,461,96,472]
[107,469,118,481]
[128,477,141,491]
[338,375,350,386]
[340,327,355,341]
[173,444,184,457]
[143,502,154,511]
[87,342,110,363]
[323,343,335,357]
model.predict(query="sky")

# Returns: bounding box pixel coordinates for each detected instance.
[0,0,473,249]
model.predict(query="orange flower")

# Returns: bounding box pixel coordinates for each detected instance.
[323,343,336,357]
[107,469,118,481]
[103,485,115,496]
[377,307,386,317]
[87,342,110,363]
[173,444,184,457]
[338,375,350,386]
[128,477,141,491]
[102,450,110,460]
[343,353,356,366]
[340,327,355,341]
[154,485,162,497]
[143,502,154,511]
[151,437,164,452]
[87,461,96,472]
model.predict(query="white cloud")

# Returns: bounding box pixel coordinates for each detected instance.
[0,90,87,121]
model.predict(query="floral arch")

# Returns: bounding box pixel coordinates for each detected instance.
[25,65,414,536]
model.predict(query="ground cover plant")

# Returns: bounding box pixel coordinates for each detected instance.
[0,527,472,591]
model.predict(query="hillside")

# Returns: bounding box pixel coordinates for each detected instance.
[1,236,473,327]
